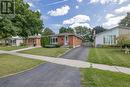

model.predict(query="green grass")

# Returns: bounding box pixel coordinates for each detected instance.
[0,54,43,77]
[81,68,130,87]
[88,48,130,68]
[20,47,69,57]
[0,46,27,51]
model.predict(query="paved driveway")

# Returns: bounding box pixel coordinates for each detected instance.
[0,46,88,87]
[61,46,89,61]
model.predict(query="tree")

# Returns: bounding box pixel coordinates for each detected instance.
[74,26,93,42]
[119,13,130,27]
[117,35,130,50]
[42,27,55,36]
[59,27,74,33]
[93,26,106,34]
[12,0,43,38]
[0,17,17,39]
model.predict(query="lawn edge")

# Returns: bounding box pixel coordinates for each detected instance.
[0,62,45,79]
[57,48,73,58]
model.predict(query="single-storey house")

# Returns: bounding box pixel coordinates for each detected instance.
[50,33,83,48]
[8,36,23,46]
[95,27,130,47]
[23,36,41,47]
[0,36,23,46]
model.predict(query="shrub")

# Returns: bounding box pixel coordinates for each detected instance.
[41,36,50,47]
[20,43,26,46]
[44,44,60,48]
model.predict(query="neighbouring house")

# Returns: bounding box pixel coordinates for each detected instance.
[50,33,83,48]
[95,27,130,47]
[23,36,41,47]
[0,36,23,46]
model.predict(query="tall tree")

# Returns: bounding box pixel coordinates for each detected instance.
[93,26,106,34]
[119,13,130,27]
[74,26,93,42]
[59,27,74,33]
[12,0,43,38]
[0,17,17,39]
[42,27,55,36]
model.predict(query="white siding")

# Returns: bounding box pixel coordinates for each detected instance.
[95,28,119,47]
[16,39,23,46]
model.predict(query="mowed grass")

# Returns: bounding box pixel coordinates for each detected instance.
[81,68,130,87]
[88,48,130,68]
[20,47,69,57]
[0,54,43,77]
[0,46,27,51]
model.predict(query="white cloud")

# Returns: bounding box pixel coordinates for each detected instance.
[77,0,83,2]
[63,15,90,24]
[103,15,125,28]
[90,0,127,4]
[75,5,79,9]
[48,5,70,16]
[70,23,91,28]
[27,2,34,7]
[40,15,49,20]
[103,4,130,28]
[105,14,115,19]
[115,4,130,14]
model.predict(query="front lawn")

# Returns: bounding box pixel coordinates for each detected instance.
[0,46,27,51]
[20,47,69,57]
[81,68,130,87]
[88,48,130,68]
[0,54,43,77]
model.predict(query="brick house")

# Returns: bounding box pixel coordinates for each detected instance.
[24,36,41,47]
[50,33,83,48]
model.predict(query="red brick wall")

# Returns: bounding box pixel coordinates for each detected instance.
[57,36,64,45]
[24,38,41,47]
[57,35,82,47]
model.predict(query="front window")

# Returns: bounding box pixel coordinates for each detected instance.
[103,35,116,45]
[51,37,58,44]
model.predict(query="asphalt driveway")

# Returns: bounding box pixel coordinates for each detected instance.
[61,46,89,61]
[0,46,88,87]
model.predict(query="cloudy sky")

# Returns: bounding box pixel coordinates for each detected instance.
[24,0,130,33]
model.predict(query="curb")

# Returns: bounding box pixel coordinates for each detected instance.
[57,48,73,58]
[0,62,46,79]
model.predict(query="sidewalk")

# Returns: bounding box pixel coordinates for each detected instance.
[10,46,40,52]
[1,50,130,74]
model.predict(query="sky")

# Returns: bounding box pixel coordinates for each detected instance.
[24,0,130,33]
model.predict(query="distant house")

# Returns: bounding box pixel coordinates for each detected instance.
[95,27,130,47]
[50,33,83,48]
[23,36,41,47]
[8,36,23,46]
[1,36,23,46]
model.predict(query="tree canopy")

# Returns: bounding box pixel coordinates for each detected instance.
[74,26,93,42]
[59,27,74,33]
[93,26,106,34]
[119,13,130,27]
[42,27,55,36]
[0,0,43,39]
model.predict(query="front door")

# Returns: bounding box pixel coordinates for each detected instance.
[64,35,68,45]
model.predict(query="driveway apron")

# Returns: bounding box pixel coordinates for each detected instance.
[0,46,88,87]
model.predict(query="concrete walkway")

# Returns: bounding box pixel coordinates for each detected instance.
[0,50,130,74]
[10,46,40,52]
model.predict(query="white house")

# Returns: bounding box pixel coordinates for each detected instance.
[8,36,23,46]
[95,27,130,47]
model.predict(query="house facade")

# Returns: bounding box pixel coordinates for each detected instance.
[0,36,23,46]
[95,27,130,47]
[50,33,83,48]
[24,36,41,47]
